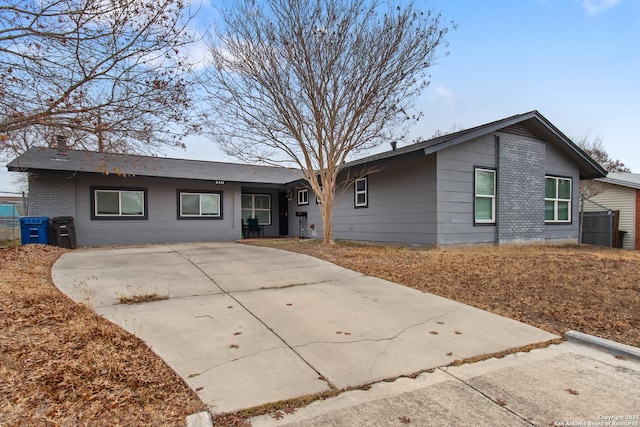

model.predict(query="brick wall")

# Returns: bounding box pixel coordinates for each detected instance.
[28,173,77,218]
[497,134,545,243]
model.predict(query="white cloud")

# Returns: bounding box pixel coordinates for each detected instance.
[580,0,622,17]
[432,85,458,111]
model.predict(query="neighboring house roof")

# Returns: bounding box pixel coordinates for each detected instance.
[596,172,640,190]
[344,110,607,179]
[6,148,302,185]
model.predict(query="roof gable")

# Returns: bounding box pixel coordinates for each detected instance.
[344,111,607,179]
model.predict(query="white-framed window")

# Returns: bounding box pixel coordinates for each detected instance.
[178,191,222,218]
[474,168,496,224]
[92,187,147,219]
[355,177,368,208]
[545,176,572,223]
[242,193,271,225]
[315,187,323,204]
[297,188,309,205]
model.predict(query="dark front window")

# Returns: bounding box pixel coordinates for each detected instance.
[91,187,147,220]
[354,177,368,208]
[242,194,271,225]
[178,191,222,219]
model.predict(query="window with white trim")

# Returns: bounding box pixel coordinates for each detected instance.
[474,168,496,224]
[297,188,309,205]
[545,176,572,223]
[242,194,271,225]
[178,191,222,218]
[355,177,368,208]
[92,187,147,219]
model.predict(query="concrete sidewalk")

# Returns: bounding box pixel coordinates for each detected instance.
[52,242,560,415]
[247,341,640,426]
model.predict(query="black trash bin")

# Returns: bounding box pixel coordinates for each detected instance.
[51,216,77,249]
[617,230,627,248]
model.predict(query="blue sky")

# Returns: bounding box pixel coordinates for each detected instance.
[412,0,639,170]
[2,0,639,193]
[167,0,640,169]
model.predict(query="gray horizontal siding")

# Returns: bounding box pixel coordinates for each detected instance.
[436,134,497,245]
[300,153,438,244]
[74,175,241,246]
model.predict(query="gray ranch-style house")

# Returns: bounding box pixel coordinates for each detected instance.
[7,111,606,247]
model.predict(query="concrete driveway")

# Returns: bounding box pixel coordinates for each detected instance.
[52,242,560,414]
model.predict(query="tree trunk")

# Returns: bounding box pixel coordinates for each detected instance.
[321,187,335,245]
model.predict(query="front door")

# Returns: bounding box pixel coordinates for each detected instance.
[278,191,289,236]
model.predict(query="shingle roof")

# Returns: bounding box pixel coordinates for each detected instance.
[596,172,640,190]
[344,111,607,179]
[7,147,301,185]
[6,111,607,183]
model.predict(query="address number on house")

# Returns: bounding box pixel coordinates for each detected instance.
[215,180,225,185]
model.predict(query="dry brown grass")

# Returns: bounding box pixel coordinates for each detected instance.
[3,240,638,426]
[245,239,640,348]
[118,292,169,305]
[0,244,205,426]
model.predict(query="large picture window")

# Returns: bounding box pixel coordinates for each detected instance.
[91,187,147,220]
[545,176,572,223]
[354,177,368,208]
[242,194,271,225]
[474,168,496,224]
[178,191,222,219]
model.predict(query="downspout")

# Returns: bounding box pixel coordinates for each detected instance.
[579,194,584,244]
[609,210,614,248]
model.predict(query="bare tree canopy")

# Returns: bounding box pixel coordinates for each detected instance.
[204,0,452,243]
[0,0,197,159]
[575,134,630,199]
[574,134,631,174]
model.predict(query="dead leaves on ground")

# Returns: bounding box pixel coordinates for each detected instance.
[0,245,205,426]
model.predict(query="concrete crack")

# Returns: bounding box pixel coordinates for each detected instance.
[173,246,337,391]
[293,307,464,350]
[191,345,283,377]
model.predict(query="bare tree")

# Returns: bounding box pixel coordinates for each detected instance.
[431,123,464,138]
[574,135,630,173]
[574,134,631,198]
[204,0,452,244]
[0,0,197,160]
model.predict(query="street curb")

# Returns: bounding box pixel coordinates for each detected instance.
[564,330,640,361]
[185,411,213,427]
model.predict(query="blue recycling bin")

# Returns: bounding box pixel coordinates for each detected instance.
[20,217,50,245]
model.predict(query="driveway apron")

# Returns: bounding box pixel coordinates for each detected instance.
[52,242,558,414]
